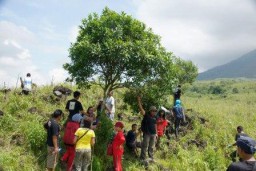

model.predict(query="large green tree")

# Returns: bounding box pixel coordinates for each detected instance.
[64,7,197,98]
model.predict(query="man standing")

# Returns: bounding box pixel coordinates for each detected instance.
[171,99,185,139]
[22,73,32,95]
[227,136,256,171]
[66,91,85,120]
[45,109,63,171]
[173,85,181,105]
[105,90,115,121]
[137,96,157,162]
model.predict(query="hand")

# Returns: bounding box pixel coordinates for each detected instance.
[52,147,59,154]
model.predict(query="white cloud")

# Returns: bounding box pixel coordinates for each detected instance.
[69,26,79,43]
[48,68,68,85]
[133,0,256,71]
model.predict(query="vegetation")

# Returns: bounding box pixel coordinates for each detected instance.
[0,79,256,170]
[64,8,198,97]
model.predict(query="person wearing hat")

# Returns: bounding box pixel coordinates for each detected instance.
[45,109,63,171]
[137,96,157,162]
[171,99,185,139]
[112,121,125,171]
[227,136,256,171]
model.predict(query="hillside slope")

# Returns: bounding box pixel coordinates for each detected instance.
[198,49,256,80]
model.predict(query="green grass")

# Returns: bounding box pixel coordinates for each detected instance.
[0,80,256,170]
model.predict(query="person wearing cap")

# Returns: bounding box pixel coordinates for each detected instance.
[45,109,63,171]
[112,121,125,171]
[171,99,185,139]
[173,85,181,105]
[137,96,157,161]
[227,136,256,171]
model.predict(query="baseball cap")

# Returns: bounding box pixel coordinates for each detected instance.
[115,121,124,129]
[237,136,256,154]
[149,106,157,112]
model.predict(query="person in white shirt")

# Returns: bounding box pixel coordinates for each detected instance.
[105,90,115,121]
[22,73,32,95]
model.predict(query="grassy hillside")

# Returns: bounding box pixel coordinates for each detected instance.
[0,80,256,171]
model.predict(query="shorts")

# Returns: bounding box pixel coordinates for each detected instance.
[47,146,58,169]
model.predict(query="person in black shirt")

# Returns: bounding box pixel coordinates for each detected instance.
[45,109,63,171]
[227,136,256,171]
[173,85,181,105]
[137,96,157,161]
[65,91,85,120]
[126,124,141,156]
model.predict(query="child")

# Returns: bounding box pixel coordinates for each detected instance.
[156,110,168,149]
[112,121,125,171]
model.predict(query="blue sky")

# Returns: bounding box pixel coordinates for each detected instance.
[1,0,256,87]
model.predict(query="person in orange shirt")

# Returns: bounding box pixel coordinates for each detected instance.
[156,110,168,149]
[112,122,125,171]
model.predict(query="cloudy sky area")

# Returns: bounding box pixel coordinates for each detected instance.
[0,0,256,87]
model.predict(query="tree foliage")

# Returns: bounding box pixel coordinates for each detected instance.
[64,7,198,98]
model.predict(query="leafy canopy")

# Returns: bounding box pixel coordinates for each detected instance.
[64,7,198,99]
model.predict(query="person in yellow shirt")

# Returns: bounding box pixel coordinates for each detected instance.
[74,120,95,171]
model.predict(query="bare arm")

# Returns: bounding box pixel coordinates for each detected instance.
[52,135,58,153]
[137,96,145,115]
[91,137,95,146]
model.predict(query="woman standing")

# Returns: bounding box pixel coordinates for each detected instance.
[156,110,168,149]
[74,120,95,171]
[112,122,125,171]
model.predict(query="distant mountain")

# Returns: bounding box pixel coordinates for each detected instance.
[198,49,256,80]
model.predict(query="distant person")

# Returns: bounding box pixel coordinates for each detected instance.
[105,90,115,121]
[112,121,126,171]
[226,136,256,171]
[22,73,32,95]
[171,99,185,139]
[137,96,157,162]
[173,85,181,105]
[96,99,104,117]
[230,126,249,162]
[126,124,141,156]
[74,120,95,171]
[45,109,63,171]
[156,110,168,149]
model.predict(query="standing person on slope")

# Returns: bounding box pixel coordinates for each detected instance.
[45,109,63,171]
[171,99,185,139]
[74,120,95,171]
[22,73,32,95]
[137,96,157,162]
[112,121,126,171]
[156,110,168,149]
[105,90,115,121]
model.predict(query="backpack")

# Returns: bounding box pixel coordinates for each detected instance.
[63,121,80,146]
[173,106,183,119]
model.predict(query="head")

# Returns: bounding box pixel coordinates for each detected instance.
[114,121,124,132]
[175,99,181,107]
[87,106,94,114]
[26,73,31,77]
[131,124,137,131]
[108,90,113,97]
[73,91,81,99]
[237,126,243,133]
[236,136,256,159]
[178,85,181,88]
[149,106,157,116]
[52,109,63,121]
[83,120,92,129]
[158,110,166,119]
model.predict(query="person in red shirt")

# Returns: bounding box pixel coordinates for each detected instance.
[112,121,126,171]
[156,110,168,149]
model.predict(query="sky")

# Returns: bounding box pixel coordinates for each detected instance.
[0,0,256,87]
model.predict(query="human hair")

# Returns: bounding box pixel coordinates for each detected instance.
[132,124,137,128]
[73,91,81,98]
[87,106,94,113]
[83,120,91,128]
[237,126,243,131]
[26,73,31,77]
[158,110,166,119]
[52,109,63,118]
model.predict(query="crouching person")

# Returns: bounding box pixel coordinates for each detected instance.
[74,120,95,171]
[113,122,126,171]
[126,124,141,156]
[227,136,256,171]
